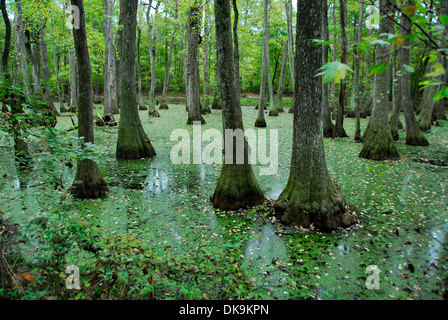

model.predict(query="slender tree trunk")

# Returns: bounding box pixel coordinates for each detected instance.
[103,0,119,119]
[136,26,147,109]
[389,42,401,141]
[14,0,32,96]
[361,28,373,118]
[359,0,400,161]
[40,25,51,102]
[160,2,179,110]
[255,5,268,128]
[146,1,160,117]
[274,0,353,231]
[201,2,211,114]
[400,1,429,146]
[285,0,294,89]
[70,0,108,199]
[275,41,287,112]
[333,0,348,137]
[264,0,277,117]
[232,0,241,107]
[322,0,335,137]
[1,0,11,84]
[352,0,364,141]
[186,2,205,124]
[52,25,65,113]
[116,0,157,159]
[68,36,78,112]
[212,0,264,210]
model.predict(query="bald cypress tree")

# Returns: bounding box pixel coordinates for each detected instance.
[274,0,353,231]
[116,0,156,159]
[359,0,400,161]
[70,0,108,199]
[212,0,264,210]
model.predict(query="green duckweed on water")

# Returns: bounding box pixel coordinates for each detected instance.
[0,104,447,300]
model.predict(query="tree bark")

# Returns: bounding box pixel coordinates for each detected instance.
[14,0,32,96]
[102,0,119,118]
[285,0,294,89]
[70,0,108,199]
[1,0,11,84]
[232,0,241,107]
[264,0,277,117]
[136,26,147,109]
[212,0,264,210]
[352,0,364,141]
[274,0,353,231]
[186,2,205,125]
[400,0,429,146]
[40,25,51,102]
[322,0,335,137]
[359,0,400,161]
[146,0,160,117]
[275,40,287,112]
[333,0,348,137]
[116,0,156,159]
[68,34,78,112]
[160,2,179,110]
[201,2,212,114]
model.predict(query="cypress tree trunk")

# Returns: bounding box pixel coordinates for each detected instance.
[68,37,78,112]
[389,42,401,141]
[255,29,268,127]
[1,0,11,84]
[15,0,32,97]
[201,2,212,114]
[285,0,294,88]
[70,0,108,199]
[333,0,348,137]
[359,0,400,161]
[401,0,429,146]
[275,0,353,231]
[322,0,335,137]
[136,26,147,110]
[232,0,241,108]
[264,0,277,117]
[160,3,179,110]
[352,0,364,141]
[146,1,160,117]
[275,41,287,112]
[40,25,51,102]
[186,2,205,125]
[116,0,156,160]
[212,0,264,210]
[103,0,119,117]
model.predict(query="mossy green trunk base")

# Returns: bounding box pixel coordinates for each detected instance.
[359,128,400,161]
[187,115,206,125]
[274,176,355,231]
[159,103,169,110]
[254,118,267,127]
[116,123,156,159]
[268,109,279,116]
[212,164,265,210]
[70,159,108,199]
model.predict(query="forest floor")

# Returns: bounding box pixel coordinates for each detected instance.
[0,100,447,300]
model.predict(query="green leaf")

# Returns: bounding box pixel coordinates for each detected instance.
[440,14,448,27]
[403,65,415,73]
[315,62,353,84]
[369,39,390,47]
[425,62,445,78]
[367,62,390,77]
[433,86,448,102]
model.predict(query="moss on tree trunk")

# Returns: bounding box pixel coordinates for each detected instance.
[274,0,354,231]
